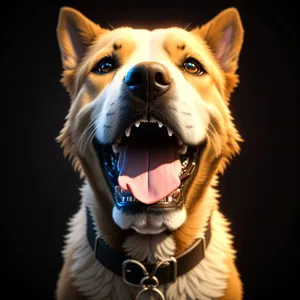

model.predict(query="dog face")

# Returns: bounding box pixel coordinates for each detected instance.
[56,7,243,236]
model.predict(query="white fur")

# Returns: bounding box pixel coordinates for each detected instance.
[62,182,235,299]
[112,206,187,234]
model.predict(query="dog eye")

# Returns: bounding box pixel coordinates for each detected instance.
[182,59,205,75]
[93,57,114,74]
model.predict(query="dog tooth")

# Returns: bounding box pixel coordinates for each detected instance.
[112,144,119,154]
[135,121,140,127]
[171,189,180,199]
[167,128,173,136]
[117,135,122,144]
[115,186,121,194]
[178,144,188,154]
[167,196,172,202]
[178,139,183,146]
[125,126,132,137]
[120,188,132,196]
[158,122,163,128]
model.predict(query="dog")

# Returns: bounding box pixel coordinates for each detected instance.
[55,6,244,300]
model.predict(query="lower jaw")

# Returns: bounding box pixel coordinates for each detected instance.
[112,205,187,234]
[131,225,167,235]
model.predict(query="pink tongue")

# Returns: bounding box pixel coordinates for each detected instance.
[118,142,181,204]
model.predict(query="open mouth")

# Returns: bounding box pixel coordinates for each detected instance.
[93,119,205,213]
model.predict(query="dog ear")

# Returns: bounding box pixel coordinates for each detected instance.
[193,8,244,74]
[57,7,109,70]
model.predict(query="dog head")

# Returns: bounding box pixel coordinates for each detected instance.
[56,7,244,246]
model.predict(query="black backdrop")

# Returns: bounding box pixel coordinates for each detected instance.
[3,0,298,299]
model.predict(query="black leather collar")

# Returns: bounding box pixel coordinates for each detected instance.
[86,206,211,286]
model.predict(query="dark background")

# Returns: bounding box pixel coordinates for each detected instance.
[3,0,298,299]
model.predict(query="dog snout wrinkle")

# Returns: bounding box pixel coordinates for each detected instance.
[124,62,172,102]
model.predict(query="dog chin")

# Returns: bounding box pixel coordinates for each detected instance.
[112,206,187,234]
[132,226,167,235]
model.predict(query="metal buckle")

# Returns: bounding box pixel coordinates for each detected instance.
[122,259,149,287]
[122,257,177,300]
[167,257,178,282]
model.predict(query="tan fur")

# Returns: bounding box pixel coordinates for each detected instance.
[56,249,86,300]
[218,258,243,300]
[55,6,244,299]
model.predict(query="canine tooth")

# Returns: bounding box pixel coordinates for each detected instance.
[135,121,140,127]
[178,139,183,146]
[178,144,188,154]
[117,135,122,144]
[158,122,163,128]
[125,126,132,137]
[167,196,172,202]
[167,128,173,136]
[112,144,119,154]
[121,188,132,196]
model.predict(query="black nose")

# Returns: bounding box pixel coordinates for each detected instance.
[124,62,172,102]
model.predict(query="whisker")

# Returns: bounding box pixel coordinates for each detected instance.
[209,121,218,137]
[206,130,218,155]
[206,122,221,155]
[81,125,98,155]
[209,121,221,153]
[184,22,192,30]
[81,116,108,155]
[106,21,115,30]
[78,113,101,154]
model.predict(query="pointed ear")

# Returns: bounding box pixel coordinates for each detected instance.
[192,8,244,73]
[57,7,109,70]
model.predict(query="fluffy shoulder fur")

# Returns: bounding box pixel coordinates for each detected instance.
[61,182,236,300]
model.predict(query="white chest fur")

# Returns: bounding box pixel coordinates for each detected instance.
[62,186,235,300]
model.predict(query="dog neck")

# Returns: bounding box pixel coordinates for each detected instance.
[65,179,232,300]
[82,179,216,262]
